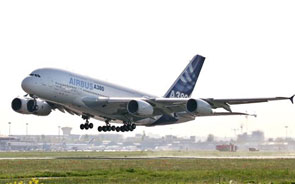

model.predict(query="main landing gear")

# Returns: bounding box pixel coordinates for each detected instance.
[97,124,136,132]
[97,121,136,132]
[79,117,136,132]
[80,117,94,130]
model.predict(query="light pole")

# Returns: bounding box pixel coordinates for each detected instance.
[58,126,61,142]
[285,126,288,140]
[8,122,11,136]
[26,123,29,136]
[232,128,237,138]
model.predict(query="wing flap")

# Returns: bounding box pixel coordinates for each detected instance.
[147,98,188,114]
[203,112,255,117]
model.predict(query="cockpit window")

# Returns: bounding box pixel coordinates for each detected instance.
[29,73,41,78]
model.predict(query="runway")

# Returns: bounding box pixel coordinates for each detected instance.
[2,155,295,160]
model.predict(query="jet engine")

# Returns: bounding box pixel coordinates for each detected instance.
[186,98,213,116]
[11,97,52,116]
[127,100,154,117]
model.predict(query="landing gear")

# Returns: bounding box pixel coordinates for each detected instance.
[97,122,137,132]
[79,116,137,133]
[80,117,94,130]
[27,95,39,112]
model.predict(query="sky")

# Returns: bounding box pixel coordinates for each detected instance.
[0,0,294,138]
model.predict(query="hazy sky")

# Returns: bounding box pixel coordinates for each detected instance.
[0,0,294,138]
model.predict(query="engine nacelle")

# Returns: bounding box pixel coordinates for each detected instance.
[127,100,154,117]
[11,97,52,116]
[11,97,31,114]
[186,98,213,116]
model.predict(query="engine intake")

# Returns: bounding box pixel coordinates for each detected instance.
[187,99,198,112]
[11,97,31,114]
[12,98,22,111]
[127,100,154,117]
[186,98,212,116]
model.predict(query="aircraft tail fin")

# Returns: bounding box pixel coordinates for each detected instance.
[164,55,205,98]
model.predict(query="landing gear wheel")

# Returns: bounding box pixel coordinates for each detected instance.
[102,126,107,132]
[131,124,136,130]
[80,124,84,130]
[84,123,89,130]
[89,123,93,129]
[107,126,111,131]
[127,124,132,131]
[120,126,125,132]
[116,127,120,132]
[111,126,116,131]
[123,125,129,132]
[98,126,102,132]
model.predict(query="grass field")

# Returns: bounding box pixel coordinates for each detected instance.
[1,151,295,184]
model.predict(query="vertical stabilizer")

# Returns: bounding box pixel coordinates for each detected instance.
[164,55,205,98]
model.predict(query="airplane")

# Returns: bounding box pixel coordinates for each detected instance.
[11,55,294,133]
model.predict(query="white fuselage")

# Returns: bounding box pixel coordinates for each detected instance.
[21,68,194,126]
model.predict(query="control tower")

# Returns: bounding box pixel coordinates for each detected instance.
[61,127,72,136]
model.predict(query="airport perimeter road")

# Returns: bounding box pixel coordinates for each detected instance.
[1,150,295,159]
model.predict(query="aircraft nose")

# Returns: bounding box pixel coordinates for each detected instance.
[21,77,33,94]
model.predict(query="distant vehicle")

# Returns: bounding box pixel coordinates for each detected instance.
[216,144,238,152]
[11,54,294,133]
[249,147,259,152]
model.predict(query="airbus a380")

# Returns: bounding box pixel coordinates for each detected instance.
[12,55,294,133]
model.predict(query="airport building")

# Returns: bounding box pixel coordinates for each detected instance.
[1,127,295,152]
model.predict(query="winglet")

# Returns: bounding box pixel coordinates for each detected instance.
[250,114,257,118]
[290,95,294,104]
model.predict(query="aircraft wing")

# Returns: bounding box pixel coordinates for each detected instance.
[82,97,188,115]
[146,98,189,115]
[47,101,81,116]
[202,95,294,112]
[81,95,293,122]
[81,96,192,122]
